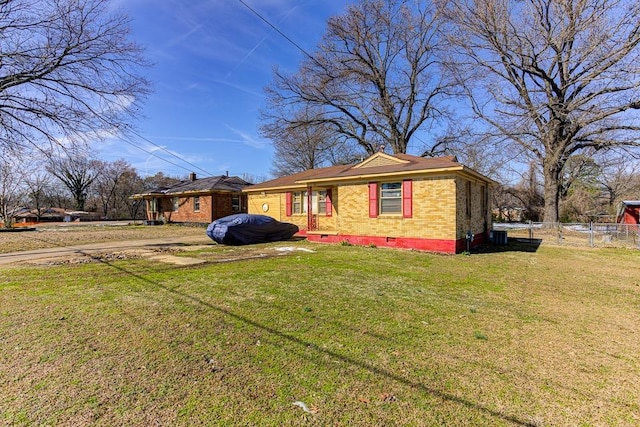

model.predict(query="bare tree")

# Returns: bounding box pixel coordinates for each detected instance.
[0,153,28,227]
[240,173,270,185]
[558,155,601,221]
[560,187,600,222]
[47,148,99,211]
[142,172,181,192]
[93,159,137,218]
[597,154,640,210]
[24,169,55,222]
[262,0,456,158]
[437,124,513,179]
[492,184,520,222]
[113,168,145,219]
[47,183,75,210]
[261,106,351,176]
[0,0,150,152]
[444,0,640,222]
[91,161,145,219]
[559,155,600,201]
[506,161,545,222]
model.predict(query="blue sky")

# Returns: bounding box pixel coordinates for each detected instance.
[99,0,347,181]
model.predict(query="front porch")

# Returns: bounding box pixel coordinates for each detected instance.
[298,186,337,234]
[305,212,337,233]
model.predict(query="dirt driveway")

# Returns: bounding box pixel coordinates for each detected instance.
[0,223,212,266]
[0,235,214,266]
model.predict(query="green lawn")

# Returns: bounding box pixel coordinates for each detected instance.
[1,241,639,426]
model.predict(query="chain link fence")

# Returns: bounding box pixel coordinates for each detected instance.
[492,222,640,249]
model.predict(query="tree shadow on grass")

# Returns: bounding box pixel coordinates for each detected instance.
[90,256,537,427]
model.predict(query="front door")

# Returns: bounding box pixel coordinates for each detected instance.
[306,187,332,231]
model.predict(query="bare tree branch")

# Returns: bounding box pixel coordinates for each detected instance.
[445,0,640,222]
[0,0,151,152]
[47,146,99,211]
[261,0,458,164]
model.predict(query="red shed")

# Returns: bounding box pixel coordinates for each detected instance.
[616,201,640,224]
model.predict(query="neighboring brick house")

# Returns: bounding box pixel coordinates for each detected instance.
[132,173,251,224]
[616,201,640,225]
[243,152,494,253]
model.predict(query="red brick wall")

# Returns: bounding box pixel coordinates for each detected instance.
[169,195,212,223]
[154,193,247,224]
[212,193,233,219]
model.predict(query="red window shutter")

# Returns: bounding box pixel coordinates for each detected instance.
[368,182,378,218]
[285,192,292,216]
[403,179,413,218]
[326,189,333,217]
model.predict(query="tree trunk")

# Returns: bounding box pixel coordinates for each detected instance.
[542,163,561,223]
[74,190,86,211]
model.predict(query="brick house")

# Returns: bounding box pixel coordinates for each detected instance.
[132,173,251,224]
[243,152,494,253]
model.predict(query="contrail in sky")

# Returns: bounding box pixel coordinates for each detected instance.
[225,3,301,79]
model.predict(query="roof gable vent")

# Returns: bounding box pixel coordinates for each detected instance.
[353,152,410,169]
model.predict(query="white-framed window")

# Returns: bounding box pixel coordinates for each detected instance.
[193,196,200,212]
[292,191,307,214]
[149,198,157,213]
[289,190,328,215]
[380,182,402,214]
[317,190,327,214]
[232,194,241,212]
[172,197,179,212]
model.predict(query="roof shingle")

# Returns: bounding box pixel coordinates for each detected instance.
[245,153,489,191]
[140,175,251,196]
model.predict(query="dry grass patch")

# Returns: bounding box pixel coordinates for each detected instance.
[0,223,205,254]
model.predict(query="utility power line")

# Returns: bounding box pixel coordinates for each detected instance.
[238,1,446,159]
[120,124,215,177]
[117,136,202,176]
[238,0,318,64]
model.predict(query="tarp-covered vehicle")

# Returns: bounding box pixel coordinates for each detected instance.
[206,214,299,245]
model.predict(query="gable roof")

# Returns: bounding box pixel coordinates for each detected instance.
[245,152,494,192]
[133,175,251,198]
[352,152,411,168]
